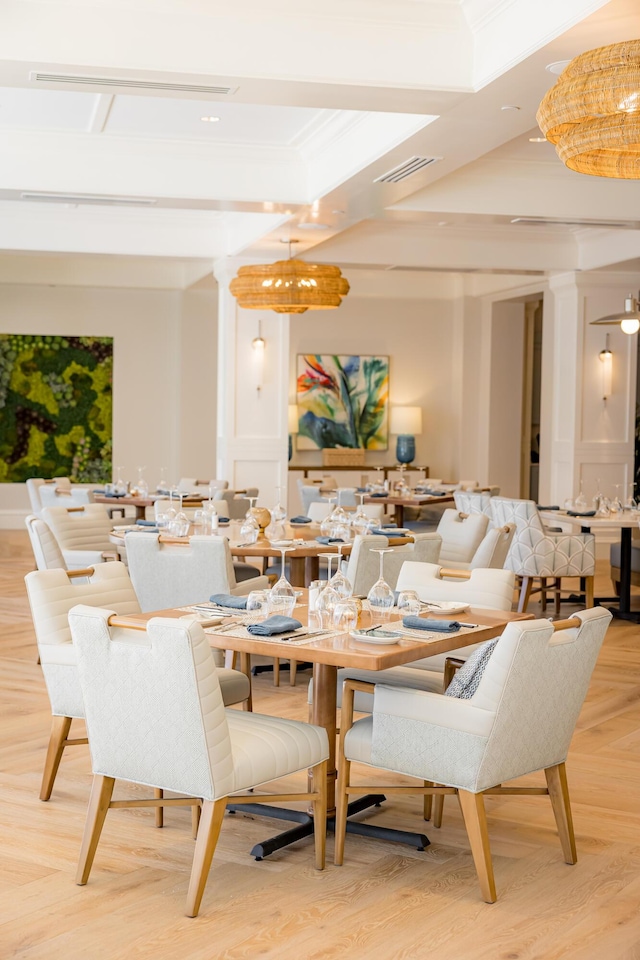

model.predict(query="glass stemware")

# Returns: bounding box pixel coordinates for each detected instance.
[135,465,148,498]
[574,481,587,513]
[316,554,340,628]
[157,466,168,494]
[367,548,395,623]
[320,496,336,537]
[329,544,353,599]
[114,465,127,495]
[610,485,623,514]
[270,546,296,599]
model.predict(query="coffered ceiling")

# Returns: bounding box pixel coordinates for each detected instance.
[0,0,639,287]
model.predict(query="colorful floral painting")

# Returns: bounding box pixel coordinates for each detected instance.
[0,334,113,483]
[296,354,389,450]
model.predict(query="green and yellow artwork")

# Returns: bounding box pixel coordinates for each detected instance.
[0,334,113,483]
[296,354,389,450]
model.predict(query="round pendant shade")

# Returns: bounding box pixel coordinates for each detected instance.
[230,259,350,314]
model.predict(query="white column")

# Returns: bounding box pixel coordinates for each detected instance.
[213,258,289,508]
[542,271,637,507]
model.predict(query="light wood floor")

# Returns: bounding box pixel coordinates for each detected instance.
[1,530,640,960]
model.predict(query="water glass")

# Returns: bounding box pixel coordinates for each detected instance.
[268,594,297,618]
[332,599,359,634]
[308,579,324,613]
[397,589,421,618]
[193,509,211,535]
[246,589,270,621]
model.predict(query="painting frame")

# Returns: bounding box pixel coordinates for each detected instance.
[296,353,389,451]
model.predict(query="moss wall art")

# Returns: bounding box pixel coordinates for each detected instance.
[0,334,113,483]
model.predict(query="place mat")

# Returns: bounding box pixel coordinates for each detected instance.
[204,623,335,644]
[397,623,486,640]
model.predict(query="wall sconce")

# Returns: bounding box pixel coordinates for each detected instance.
[288,404,299,461]
[599,334,613,401]
[389,406,423,464]
[252,322,266,396]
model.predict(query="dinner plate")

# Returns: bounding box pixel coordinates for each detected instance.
[421,601,470,615]
[270,539,294,547]
[350,628,402,645]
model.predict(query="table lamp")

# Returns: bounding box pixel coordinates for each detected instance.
[288,404,299,461]
[390,406,422,465]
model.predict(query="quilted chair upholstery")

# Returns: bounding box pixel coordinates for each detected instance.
[437,509,515,570]
[310,563,516,717]
[125,534,269,611]
[453,491,495,522]
[345,533,442,596]
[24,564,251,802]
[25,515,67,571]
[335,607,612,902]
[68,608,329,917]
[41,504,114,569]
[490,497,595,613]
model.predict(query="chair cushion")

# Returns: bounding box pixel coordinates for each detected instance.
[444,639,498,700]
[227,710,329,793]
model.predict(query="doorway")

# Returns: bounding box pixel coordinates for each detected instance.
[520,300,543,501]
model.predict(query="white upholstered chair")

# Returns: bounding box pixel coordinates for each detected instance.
[178,477,229,496]
[345,533,442,595]
[490,497,596,613]
[26,477,72,517]
[453,490,495,521]
[125,534,269,611]
[39,484,96,511]
[69,608,328,917]
[436,509,515,570]
[41,504,115,569]
[25,514,67,570]
[335,607,612,902]
[24,563,251,803]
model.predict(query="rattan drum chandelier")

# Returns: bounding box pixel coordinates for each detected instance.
[537,39,640,178]
[230,258,350,314]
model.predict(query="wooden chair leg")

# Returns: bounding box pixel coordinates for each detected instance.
[584,576,594,609]
[290,659,297,686]
[540,577,547,612]
[458,790,497,903]
[185,798,227,918]
[545,763,577,864]
[312,759,328,870]
[432,793,445,828]
[154,788,164,827]
[554,578,562,617]
[273,658,280,686]
[423,783,433,821]
[334,755,351,866]
[518,577,533,613]
[191,801,201,840]
[40,715,73,801]
[76,775,115,885]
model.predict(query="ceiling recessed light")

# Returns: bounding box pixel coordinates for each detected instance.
[546,60,571,75]
[501,105,521,111]
[200,115,220,123]
[529,136,547,143]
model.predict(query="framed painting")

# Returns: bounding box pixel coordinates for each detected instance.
[296,353,389,450]
[0,334,113,483]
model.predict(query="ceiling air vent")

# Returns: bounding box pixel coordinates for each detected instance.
[30,72,237,96]
[20,192,157,207]
[511,217,637,229]
[374,156,441,184]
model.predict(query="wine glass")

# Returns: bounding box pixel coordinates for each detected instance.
[270,546,296,599]
[367,548,395,623]
[610,485,623,514]
[574,482,587,512]
[114,466,127,495]
[329,544,353,599]
[625,482,637,511]
[239,510,259,544]
[271,485,287,523]
[135,466,149,498]
[316,554,340,627]
[157,466,168,493]
[320,497,336,537]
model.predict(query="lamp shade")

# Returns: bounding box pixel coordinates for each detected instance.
[390,406,423,435]
[230,259,349,314]
[288,404,299,433]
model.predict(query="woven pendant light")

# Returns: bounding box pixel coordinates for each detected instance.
[230,258,350,314]
[537,39,640,178]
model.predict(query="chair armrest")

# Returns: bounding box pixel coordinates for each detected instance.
[340,679,375,747]
[373,683,495,737]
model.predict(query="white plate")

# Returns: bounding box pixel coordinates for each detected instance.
[350,628,402,645]
[270,539,294,547]
[421,601,470,615]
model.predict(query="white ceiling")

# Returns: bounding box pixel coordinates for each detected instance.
[0,0,639,286]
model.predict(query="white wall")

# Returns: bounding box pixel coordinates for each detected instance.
[0,282,217,525]
[288,293,458,479]
[487,300,525,498]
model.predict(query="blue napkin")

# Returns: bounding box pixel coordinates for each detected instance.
[247,616,302,636]
[381,522,398,528]
[209,593,247,609]
[103,492,127,498]
[136,519,158,526]
[290,515,312,523]
[367,529,392,537]
[216,517,230,524]
[402,616,461,632]
[368,492,388,498]
[567,509,596,517]
[315,536,345,544]
[537,504,560,510]
[429,491,447,497]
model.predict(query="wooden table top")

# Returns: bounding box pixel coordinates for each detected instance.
[363,493,454,507]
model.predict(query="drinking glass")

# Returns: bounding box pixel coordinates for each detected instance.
[135,466,149,498]
[268,594,297,618]
[316,554,340,627]
[329,544,353,599]
[157,466,168,493]
[239,500,260,544]
[192,508,211,535]
[397,589,421,618]
[114,466,128,495]
[270,547,296,598]
[246,589,270,621]
[367,548,395,623]
[308,579,324,613]
[610,485,623,514]
[271,485,287,523]
[352,493,370,536]
[332,599,359,634]
[574,482,587,512]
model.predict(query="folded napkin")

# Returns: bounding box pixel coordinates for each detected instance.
[131,526,159,534]
[429,491,448,497]
[217,517,230,524]
[368,492,388,498]
[567,509,596,517]
[381,522,398,528]
[356,487,367,493]
[103,492,127,498]
[536,504,560,510]
[209,593,247,609]
[247,616,302,636]
[290,515,312,523]
[402,616,461,632]
[315,536,345,544]
[136,519,158,526]
[367,529,391,537]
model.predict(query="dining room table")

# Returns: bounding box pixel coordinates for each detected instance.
[538,507,640,621]
[95,492,208,520]
[363,492,454,526]
[108,597,533,858]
